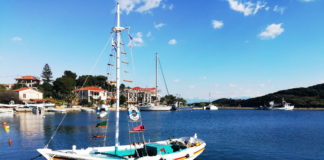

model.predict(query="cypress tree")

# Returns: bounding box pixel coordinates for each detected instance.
[41,64,53,83]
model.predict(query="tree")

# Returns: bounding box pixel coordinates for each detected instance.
[41,64,53,83]
[176,97,187,106]
[76,75,109,89]
[0,91,20,103]
[53,71,77,102]
[38,82,53,98]
[63,70,77,80]
[120,95,127,105]
[0,84,6,92]
[120,84,126,91]
[11,83,27,90]
[160,94,177,105]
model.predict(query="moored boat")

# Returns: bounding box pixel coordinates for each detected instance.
[139,103,172,111]
[204,103,219,110]
[81,107,96,112]
[0,108,14,114]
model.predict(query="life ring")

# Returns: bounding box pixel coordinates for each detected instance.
[128,106,140,121]
[97,105,109,118]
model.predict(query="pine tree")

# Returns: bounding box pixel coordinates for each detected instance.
[41,64,53,83]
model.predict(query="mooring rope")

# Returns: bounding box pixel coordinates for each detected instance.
[44,113,67,148]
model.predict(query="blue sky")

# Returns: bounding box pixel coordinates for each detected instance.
[1,0,324,100]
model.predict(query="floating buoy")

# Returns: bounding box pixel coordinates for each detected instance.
[8,138,12,146]
[2,122,7,126]
[4,125,10,133]
[4,125,10,130]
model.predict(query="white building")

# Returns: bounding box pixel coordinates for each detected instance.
[12,88,43,102]
[125,87,158,105]
[75,86,109,103]
[15,76,40,88]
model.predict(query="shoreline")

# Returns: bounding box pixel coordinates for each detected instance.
[193,106,324,111]
[3,106,324,113]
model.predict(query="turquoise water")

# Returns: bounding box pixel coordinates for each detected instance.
[0,110,324,159]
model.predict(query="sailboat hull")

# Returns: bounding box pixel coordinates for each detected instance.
[37,138,206,160]
[139,105,172,111]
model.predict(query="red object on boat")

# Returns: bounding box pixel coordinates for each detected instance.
[160,148,166,153]
[132,125,145,131]
[8,138,12,146]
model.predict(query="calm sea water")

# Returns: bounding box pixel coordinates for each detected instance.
[0,110,324,160]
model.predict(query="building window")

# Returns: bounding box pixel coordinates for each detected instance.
[23,94,26,98]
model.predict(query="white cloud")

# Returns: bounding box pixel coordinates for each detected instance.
[273,5,285,14]
[129,32,144,47]
[154,23,166,29]
[162,3,173,10]
[258,83,265,87]
[146,31,152,38]
[229,83,237,88]
[227,0,266,16]
[168,39,177,45]
[168,4,174,10]
[211,20,224,29]
[188,85,196,89]
[11,36,23,42]
[118,0,162,14]
[173,79,180,83]
[259,23,284,40]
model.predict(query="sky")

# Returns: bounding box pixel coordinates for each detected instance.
[1,0,324,101]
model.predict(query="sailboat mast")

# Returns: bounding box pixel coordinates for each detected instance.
[115,3,121,151]
[155,53,158,99]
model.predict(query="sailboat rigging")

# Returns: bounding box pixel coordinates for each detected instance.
[36,3,206,160]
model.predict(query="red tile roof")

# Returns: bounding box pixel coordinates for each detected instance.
[16,76,39,81]
[12,88,30,92]
[131,87,157,92]
[75,86,107,92]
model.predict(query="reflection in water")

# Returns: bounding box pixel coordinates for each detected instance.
[1,110,324,160]
[16,113,45,148]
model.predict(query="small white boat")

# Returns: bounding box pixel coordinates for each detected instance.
[32,105,45,114]
[47,108,66,113]
[140,104,172,111]
[0,108,14,114]
[276,103,294,111]
[274,98,294,111]
[204,104,218,110]
[81,108,96,112]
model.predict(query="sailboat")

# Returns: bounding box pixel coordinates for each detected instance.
[204,93,218,110]
[275,98,294,111]
[37,3,206,160]
[140,53,172,111]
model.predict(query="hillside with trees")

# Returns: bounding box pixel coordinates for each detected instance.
[207,83,324,108]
